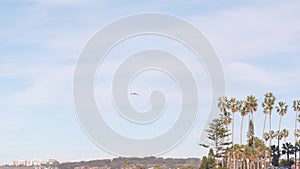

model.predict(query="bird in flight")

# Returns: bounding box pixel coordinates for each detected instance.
[130,92,139,96]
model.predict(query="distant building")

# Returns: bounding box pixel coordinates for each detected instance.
[12,159,59,167]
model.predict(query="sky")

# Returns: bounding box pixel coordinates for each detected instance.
[1,0,300,165]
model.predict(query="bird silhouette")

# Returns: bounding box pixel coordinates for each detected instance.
[130,92,139,96]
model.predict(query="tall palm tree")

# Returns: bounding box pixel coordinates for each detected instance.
[262,92,276,148]
[282,142,294,161]
[218,96,231,143]
[228,98,242,146]
[263,132,271,168]
[295,129,300,167]
[293,100,300,146]
[240,101,248,145]
[246,95,258,148]
[276,101,288,146]
[294,100,300,169]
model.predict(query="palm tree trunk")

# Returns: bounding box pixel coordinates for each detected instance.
[226,125,230,169]
[284,137,286,144]
[299,150,300,165]
[231,113,235,168]
[269,113,272,167]
[295,111,298,169]
[247,160,249,169]
[295,152,297,169]
[233,154,236,169]
[264,150,267,169]
[215,139,219,168]
[251,110,255,149]
[279,116,282,134]
[296,111,298,144]
[298,150,300,169]
[278,116,282,147]
[232,113,235,145]
[263,114,267,139]
[241,116,244,145]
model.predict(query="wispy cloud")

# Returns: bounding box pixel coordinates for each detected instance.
[193,1,300,60]
[1,65,73,106]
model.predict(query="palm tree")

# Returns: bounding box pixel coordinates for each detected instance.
[229,144,241,169]
[293,143,300,167]
[262,92,276,148]
[246,95,258,148]
[240,101,248,145]
[263,132,271,168]
[218,96,230,137]
[282,129,289,144]
[254,137,268,169]
[282,142,294,161]
[294,100,300,169]
[295,129,300,166]
[227,98,242,169]
[276,101,288,147]
[218,96,231,155]
[293,100,300,145]
[228,98,242,145]
[269,130,278,166]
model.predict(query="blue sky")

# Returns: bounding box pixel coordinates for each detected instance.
[1,0,300,165]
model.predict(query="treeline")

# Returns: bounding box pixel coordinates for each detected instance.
[58,157,200,169]
[200,92,300,169]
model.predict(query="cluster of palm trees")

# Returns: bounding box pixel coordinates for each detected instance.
[201,92,300,169]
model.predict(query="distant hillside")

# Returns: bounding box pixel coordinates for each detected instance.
[58,157,201,169]
[1,157,201,169]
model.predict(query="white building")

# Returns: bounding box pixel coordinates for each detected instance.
[12,159,58,167]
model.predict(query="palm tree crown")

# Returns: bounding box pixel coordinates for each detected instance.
[263,92,276,149]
